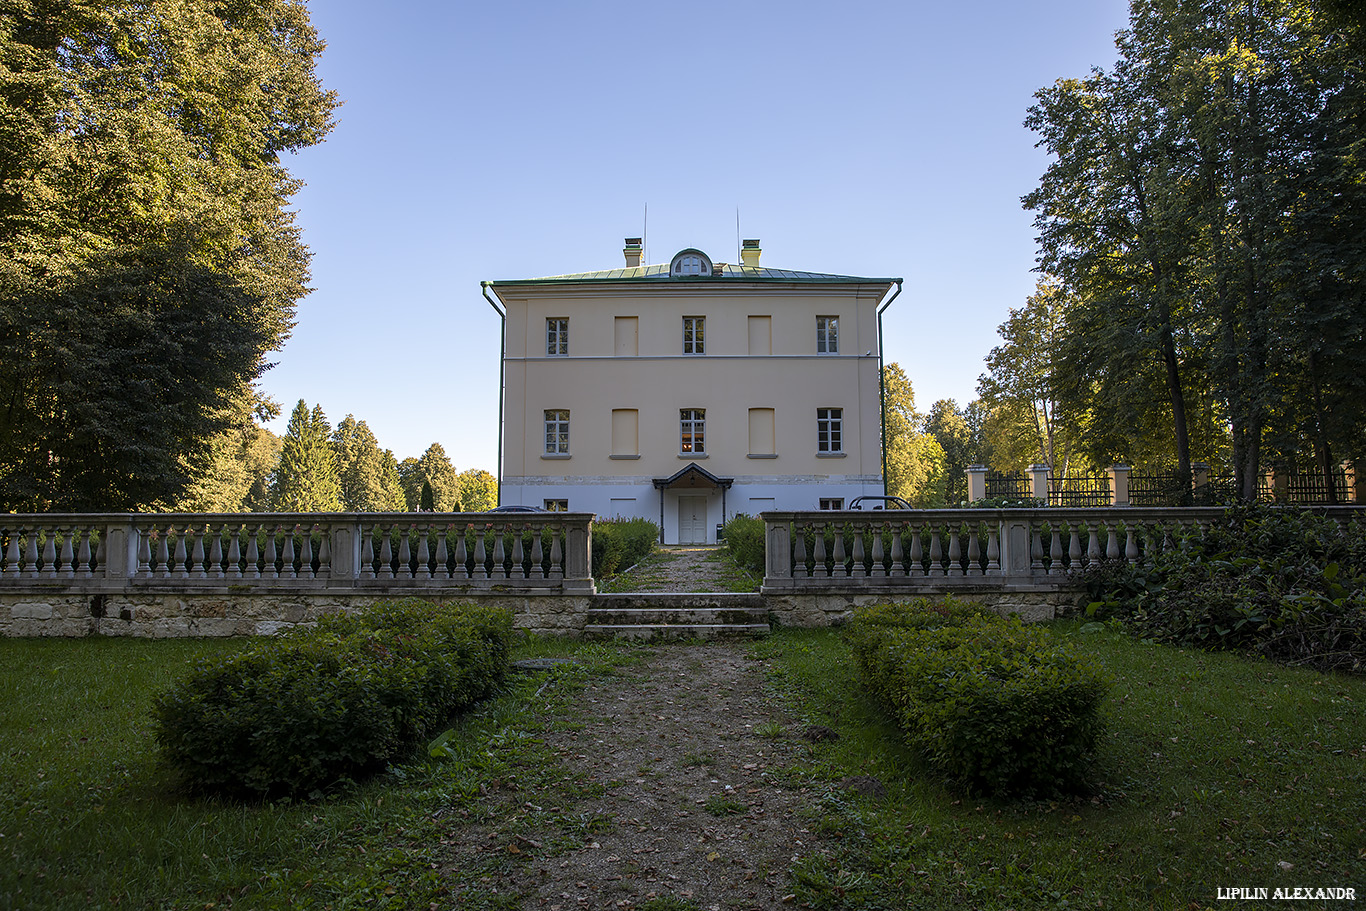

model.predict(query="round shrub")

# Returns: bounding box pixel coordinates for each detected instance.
[152,600,512,799]
[721,514,765,575]
[849,601,1107,798]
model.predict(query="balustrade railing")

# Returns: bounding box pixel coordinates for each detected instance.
[0,513,594,593]
[761,506,1365,592]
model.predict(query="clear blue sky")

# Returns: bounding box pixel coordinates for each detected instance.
[266,0,1133,475]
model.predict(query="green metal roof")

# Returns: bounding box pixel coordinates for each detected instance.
[487,262,900,286]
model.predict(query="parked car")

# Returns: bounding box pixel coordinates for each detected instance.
[484,505,546,513]
[847,495,911,510]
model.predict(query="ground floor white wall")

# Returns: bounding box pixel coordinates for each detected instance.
[500,473,883,544]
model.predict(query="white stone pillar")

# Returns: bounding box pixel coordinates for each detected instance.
[966,465,988,503]
[1029,464,1050,502]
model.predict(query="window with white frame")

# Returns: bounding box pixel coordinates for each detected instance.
[682,316,705,354]
[817,408,843,453]
[819,498,844,510]
[680,408,705,454]
[544,499,568,512]
[546,318,568,356]
[544,409,569,454]
[816,316,839,354]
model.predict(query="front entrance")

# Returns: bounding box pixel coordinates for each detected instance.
[678,496,708,544]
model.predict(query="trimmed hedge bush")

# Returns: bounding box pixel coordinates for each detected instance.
[592,517,659,578]
[848,600,1107,798]
[153,600,513,799]
[722,513,765,575]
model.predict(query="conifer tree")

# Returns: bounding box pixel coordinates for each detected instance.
[269,400,341,512]
[331,415,406,511]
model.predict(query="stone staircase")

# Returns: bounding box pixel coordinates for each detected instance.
[584,593,771,640]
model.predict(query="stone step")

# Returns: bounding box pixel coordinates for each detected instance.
[585,594,770,640]
[582,622,771,641]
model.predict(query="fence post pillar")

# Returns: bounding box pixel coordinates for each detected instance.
[966,465,988,503]
[327,522,359,582]
[998,515,1032,579]
[763,514,792,586]
[1028,464,1050,502]
[1346,461,1362,505]
[1109,464,1131,507]
[563,516,593,591]
[102,521,137,581]
[1268,468,1287,503]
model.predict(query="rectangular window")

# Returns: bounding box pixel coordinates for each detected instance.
[747,315,771,355]
[546,318,568,356]
[819,498,844,510]
[748,407,775,456]
[817,407,843,453]
[543,499,568,512]
[683,316,705,354]
[614,316,638,356]
[611,408,639,457]
[680,408,705,454]
[544,409,569,454]
[816,316,839,354]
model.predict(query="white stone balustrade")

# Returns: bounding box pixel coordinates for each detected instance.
[760,506,1365,593]
[0,513,595,594]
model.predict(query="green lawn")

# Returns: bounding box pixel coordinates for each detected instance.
[1,624,1362,910]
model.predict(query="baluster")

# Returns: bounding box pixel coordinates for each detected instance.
[928,523,944,575]
[1105,523,1120,560]
[1031,524,1044,575]
[298,528,315,578]
[154,529,171,579]
[227,526,243,579]
[908,525,923,576]
[378,527,395,580]
[1068,523,1082,572]
[986,522,1000,574]
[1086,524,1101,567]
[392,525,410,579]
[206,526,223,578]
[850,526,867,578]
[1125,525,1139,563]
[793,522,809,579]
[415,525,432,580]
[492,525,508,580]
[191,526,208,580]
[263,526,280,580]
[2,528,18,576]
[315,526,331,579]
[812,523,828,578]
[454,526,470,580]
[831,523,847,578]
[947,523,963,576]
[77,527,94,578]
[170,527,188,579]
[59,528,76,580]
[434,527,450,580]
[871,523,886,578]
[511,525,526,580]
[135,529,151,578]
[277,526,295,579]
[966,522,982,577]
[246,525,262,579]
[1049,526,1063,576]
[548,528,563,579]
[527,526,542,579]
[889,525,905,577]
[473,526,489,579]
[42,529,58,579]
[24,529,40,578]
[361,525,377,580]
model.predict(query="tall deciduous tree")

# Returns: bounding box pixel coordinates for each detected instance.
[923,399,989,505]
[0,0,335,510]
[399,444,459,512]
[455,469,498,513]
[882,363,947,508]
[270,400,340,512]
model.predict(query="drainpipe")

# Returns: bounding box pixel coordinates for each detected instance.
[877,279,903,498]
[481,282,506,507]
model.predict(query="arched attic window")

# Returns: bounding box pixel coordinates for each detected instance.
[670,249,713,277]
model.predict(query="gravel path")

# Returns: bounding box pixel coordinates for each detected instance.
[439,642,833,910]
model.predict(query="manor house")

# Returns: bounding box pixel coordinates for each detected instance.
[484,239,900,544]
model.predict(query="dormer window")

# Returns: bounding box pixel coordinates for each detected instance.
[669,248,713,277]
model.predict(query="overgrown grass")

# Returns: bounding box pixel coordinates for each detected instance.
[0,635,641,910]
[752,622,1366,909]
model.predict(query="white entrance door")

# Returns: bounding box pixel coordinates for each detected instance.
[678,496,708,544]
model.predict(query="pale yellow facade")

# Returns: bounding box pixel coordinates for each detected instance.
[486,245,899,543]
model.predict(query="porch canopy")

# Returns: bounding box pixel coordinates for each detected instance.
[652,462,734,542]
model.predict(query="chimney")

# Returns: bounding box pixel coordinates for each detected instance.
[623,237,643,267]
[741,238,761,268]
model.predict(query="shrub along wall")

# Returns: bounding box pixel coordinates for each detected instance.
[591,518,659,578]
[722,514,765,575]
[848,598,1108,798]
[152,600,513,799]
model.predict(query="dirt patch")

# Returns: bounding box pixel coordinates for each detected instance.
[437,643,834,909]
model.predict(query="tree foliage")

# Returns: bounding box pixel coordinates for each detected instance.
[1024,0,1366,500]
[883,363,947,508]
[269,400,340,512]
[0,0,336,510]
[399,444,459,512]
[331,415,405,512]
